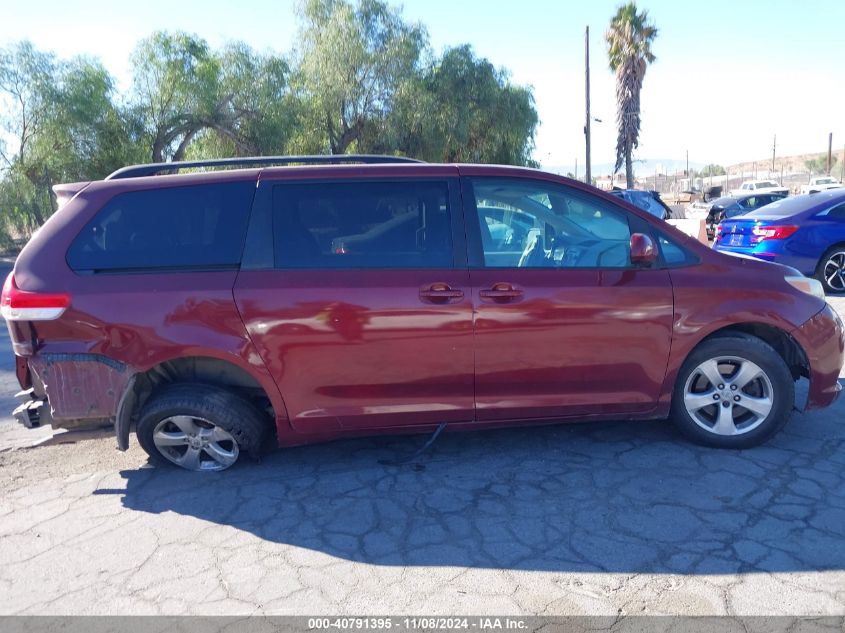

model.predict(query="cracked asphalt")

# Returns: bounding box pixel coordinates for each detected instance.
[0,293,843,616]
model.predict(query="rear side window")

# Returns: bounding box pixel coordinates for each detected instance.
[824,203,845,219]
[67,182,255,272]
[272,181,452,268]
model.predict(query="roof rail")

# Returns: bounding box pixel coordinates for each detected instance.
[105,154,424,180]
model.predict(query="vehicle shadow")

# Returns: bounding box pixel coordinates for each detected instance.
[100,383,845,575]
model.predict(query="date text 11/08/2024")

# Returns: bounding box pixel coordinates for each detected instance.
[307,617,528,630]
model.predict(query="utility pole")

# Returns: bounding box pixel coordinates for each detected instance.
[772,134,776,174]
[584,26,592,185]
[828,133,833,174]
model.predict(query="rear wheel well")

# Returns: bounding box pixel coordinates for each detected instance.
[700,323,808,380]
[815,242,845,271]
[128,357,276,437]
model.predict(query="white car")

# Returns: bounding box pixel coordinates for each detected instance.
[800,176,843,195]
[730,180,789,197]
[685,199,711,221]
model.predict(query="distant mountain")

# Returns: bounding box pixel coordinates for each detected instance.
[542,158,705,178]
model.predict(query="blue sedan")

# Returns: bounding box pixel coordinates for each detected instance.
[713,189,845,293]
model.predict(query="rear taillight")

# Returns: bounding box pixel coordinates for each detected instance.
[1,273,70,321]
[715,224,723,240]
[751,225,798,243]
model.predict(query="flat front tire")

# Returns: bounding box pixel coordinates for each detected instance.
[136,383,267,471]
[670,335,794,449]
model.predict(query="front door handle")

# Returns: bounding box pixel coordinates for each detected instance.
[419,283,464,304]
[479,282,523,303]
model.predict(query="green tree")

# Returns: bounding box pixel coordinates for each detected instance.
[0,12,542,240]
[390,45,537,165]
[186,43,297,158]
[0,41,56,170]
[0,43,137,236]
[606,2,658,189]
[130,31,228,162]
[700,163,725,176]
[805,155,838,175]
[294,0,426,154]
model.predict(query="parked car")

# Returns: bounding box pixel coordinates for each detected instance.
[800,176,843,195]
[685,199,712,221]
[705,192,788,239]
[730,180,789,197]
[713,189,845,294]
[4,156,843,471]
[607,188,680,220]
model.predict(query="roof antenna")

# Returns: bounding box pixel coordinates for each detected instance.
[378,422,447,467]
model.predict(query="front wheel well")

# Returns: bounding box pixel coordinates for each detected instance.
[699,323,808,380]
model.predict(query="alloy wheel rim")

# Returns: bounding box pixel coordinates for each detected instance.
[683,356,774,436]
[152,415,239,471]
[823,252,845,291]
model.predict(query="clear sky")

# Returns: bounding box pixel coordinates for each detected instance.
[2,0,844,172]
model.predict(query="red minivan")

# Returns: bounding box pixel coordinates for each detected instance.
[3,156,843,471]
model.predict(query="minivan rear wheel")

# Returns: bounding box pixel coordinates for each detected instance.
[670,335,794,448]
[136,383,267,471]
[816,246,845,294]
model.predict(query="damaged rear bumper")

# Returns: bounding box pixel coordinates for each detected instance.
[12,388,50,428]
[13,352,132,433]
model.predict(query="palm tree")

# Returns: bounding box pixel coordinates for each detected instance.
[605,2,657,189]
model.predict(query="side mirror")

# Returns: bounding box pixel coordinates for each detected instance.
[630,233,658,266]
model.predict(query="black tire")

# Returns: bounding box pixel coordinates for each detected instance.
[670,335,794,449]
[136,383,268,471]
[814,244,845,295]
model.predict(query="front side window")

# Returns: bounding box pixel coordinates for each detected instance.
[272,181,452,269]
[67,181,255,272]
[471,178,632,269]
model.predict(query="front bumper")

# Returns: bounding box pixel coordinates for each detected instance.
[793,303,845,410]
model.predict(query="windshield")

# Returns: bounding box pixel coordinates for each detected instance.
[816,178,836,185]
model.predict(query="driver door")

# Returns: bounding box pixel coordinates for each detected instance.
[463,175,674,421]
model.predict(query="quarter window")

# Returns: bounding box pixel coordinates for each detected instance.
[825,203,845,219]
[471,178,632,269]
[272,181,452,269]
[656,233,693,266]
[67,181,255,272]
